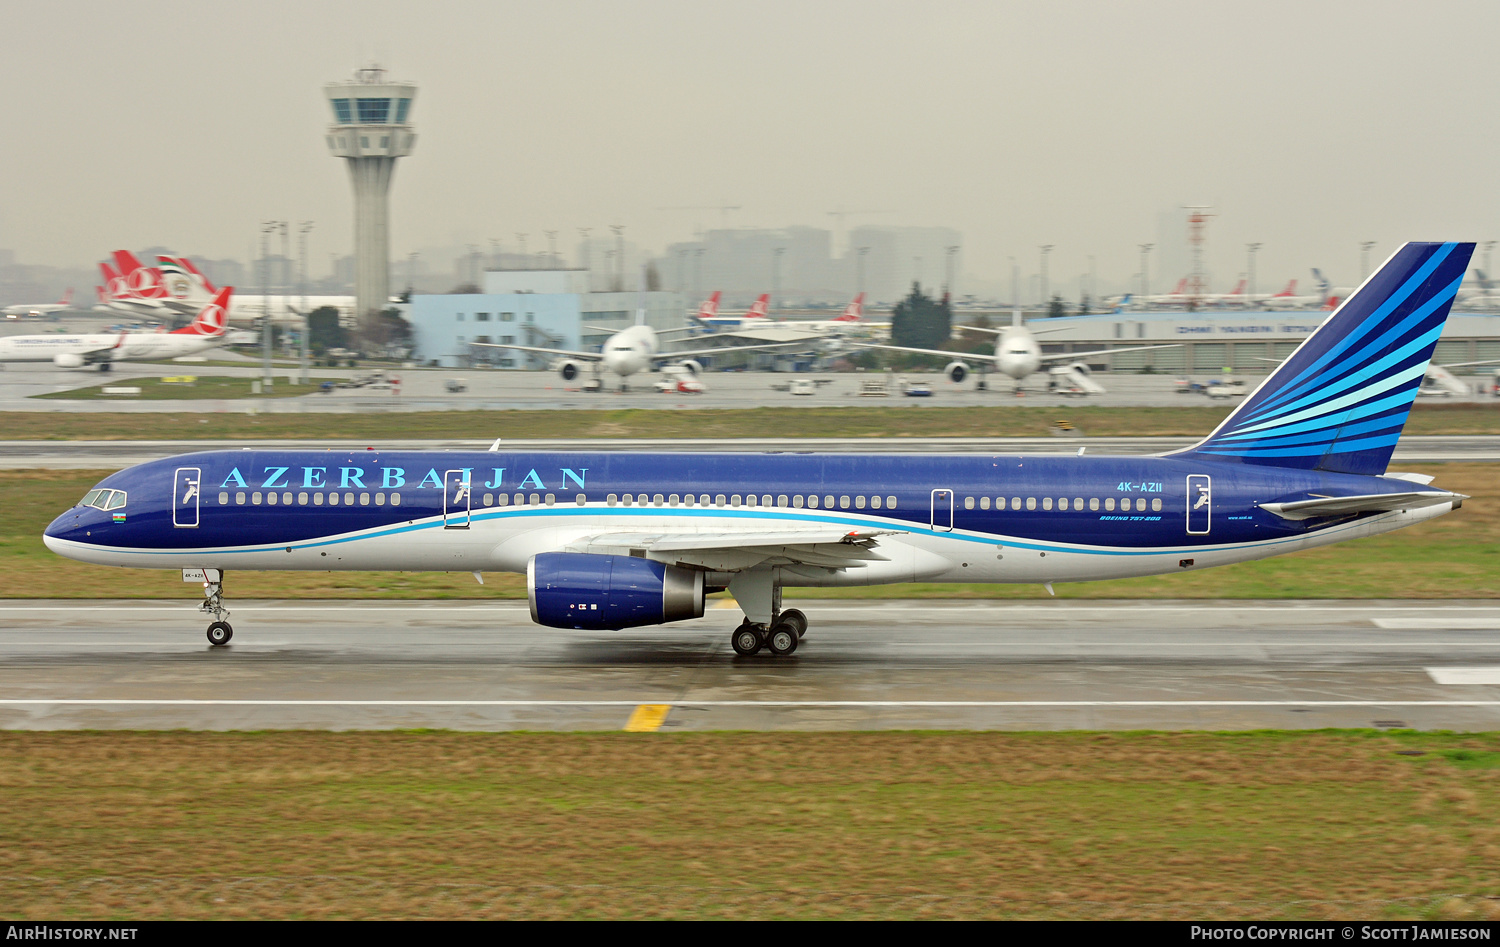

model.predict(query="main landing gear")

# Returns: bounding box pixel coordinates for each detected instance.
[730,608,807,657]
[200,570,232,646]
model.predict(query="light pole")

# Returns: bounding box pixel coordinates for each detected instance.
[544,230,559,268]
[1483,241,1496,277]
[1009,256,1018,310]
[1039,245,1053,309]
[1360,241,1377,279]
[260,220,282,388]
[772,247,786,316]
[1246,243,1261,301]
[1138,243,1154,299]
[577,228,593,283]
[944,245,960,300]
[515,233,529,270]
[856,246,870,298]
[694,247,705,300]
[298,221,313,384]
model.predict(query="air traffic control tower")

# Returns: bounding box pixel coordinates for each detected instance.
[324,66,416,320]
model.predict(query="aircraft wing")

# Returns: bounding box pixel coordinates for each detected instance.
[662,338,820,360]
[469,341,602,361]
[1039,343,1181,363]
[563,525,905,572]
[846,341,972,360]
[1258,490,1466,521]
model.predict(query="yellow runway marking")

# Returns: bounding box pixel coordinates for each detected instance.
[713,597,739,609]
[623,703,672,732]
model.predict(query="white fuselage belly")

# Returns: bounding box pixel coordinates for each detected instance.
[0,333,219,363]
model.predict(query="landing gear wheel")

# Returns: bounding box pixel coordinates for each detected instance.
[731,624,763,656]
[778,608,808,639]
[767,622,799,656]
[206,621,233,646]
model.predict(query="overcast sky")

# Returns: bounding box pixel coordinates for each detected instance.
[4,0,1499,292]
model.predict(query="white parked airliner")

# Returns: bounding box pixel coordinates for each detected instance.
[0,287,232,370]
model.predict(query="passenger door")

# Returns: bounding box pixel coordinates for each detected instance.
[930,488,954,532]
[173,467,200,528]
[1186,474,1211,535]
[444,469,471,529]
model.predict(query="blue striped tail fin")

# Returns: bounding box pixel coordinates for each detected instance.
[1169,241,1473,476]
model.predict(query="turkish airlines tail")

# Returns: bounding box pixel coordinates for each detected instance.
[695,291,721,321]
[1169,278,1187,295]
[171,287,232,337]
[745,293,770,319]
[111,251,166,299]
[1273,279,1297,297]
[834,293,865,322]
[58,289,73,306]
[1225,279,1245,296]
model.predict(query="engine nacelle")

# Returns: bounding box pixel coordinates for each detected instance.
[944,360,969,384]
[676,359,703,377]
[52,353,83,368]
[556,359,582,382]
[527,552,705,630]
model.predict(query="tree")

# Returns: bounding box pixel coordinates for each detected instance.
[306,306,346,356]
[357,308,414,358]
[1047,295,1067,319]
[449,283,481,295]
[891,282,951,350]
[1077,295,1092,317]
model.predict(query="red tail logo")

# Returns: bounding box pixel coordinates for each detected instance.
[834,293,865,322]
[745,293,770,319]
[696,291,721,320]
[174,287,231,336]
[1274,280,1297,297]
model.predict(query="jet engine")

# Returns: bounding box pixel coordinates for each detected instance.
[555,359,582,382]
[52,353,83,369]
[675,359,704,377]
[527,552,705,630]
[944,361,969,384]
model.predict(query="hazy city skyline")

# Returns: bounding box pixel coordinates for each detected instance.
[4,0,1499,296]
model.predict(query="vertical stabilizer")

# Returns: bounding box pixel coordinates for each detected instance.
[1169,241,1474,476]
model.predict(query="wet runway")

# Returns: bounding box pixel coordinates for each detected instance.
[1,599,1497,732]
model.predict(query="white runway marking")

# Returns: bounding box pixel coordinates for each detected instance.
[1426,667,1500,685]
[1375,619,1500,629]
[3,699,1500,708]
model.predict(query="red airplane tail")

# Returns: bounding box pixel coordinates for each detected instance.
[171,287,232,336]
[745,293,770,319]
[834,292,865,322]
[1170,278,1187,295]
[58,288,73,306]
[695,291,721,321]
[1273,279,1297,297]
[1226,279,1245,296]
[113,250,166,298]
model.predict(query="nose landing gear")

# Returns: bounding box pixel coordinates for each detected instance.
[199,570,232,646]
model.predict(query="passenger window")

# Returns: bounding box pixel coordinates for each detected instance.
[669,494,679,506]
[1011,498,1022,510]
[283,493,292,505]
[1105,498,1115,511]
[964,497,975,510]
[980,497,990,510]
[637,494,647,505]
[219,491,229,505]
[762,495,772,507]
[824,495,834,508]
[1074,497,1083,509]
[621,494,632,506]
[497,494,509,507]
[700,495,710,506]
[683,494,695,507]
[298,492,308,505]
[1057,498,1067,511]
[730,495,741,507]
[1042,498,1052,511]
[514,494,524,506]
[839,496,850,509]
[1152,498,1162,512]
[329,493,339,506]
[252,492,262,505]
[376,493,386,506]
[652,494,662,506]
[529,494,540,506]
[1089,498,1099,511]
[360,493,370,505]
[715,495,726,507]
[793,495,804,508]
[576,494,587,505]
[887,496,897,509]
[855,496,866,509]
[312,493,322,506]
[483,494,493,507]
[391,494,401,507]
[546,494,556,506]
[807,495,819,509]
[236,492,246,505]
[777,495,788,507]
[745,495,757,508]
[267,493,278,506]
[344,493,354,505]
[608,494,618,506]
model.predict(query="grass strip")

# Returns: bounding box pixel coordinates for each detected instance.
[3,464,1495,600]
[1,402,1498,440]
[31,376,341,401]
[0,730,1497,920]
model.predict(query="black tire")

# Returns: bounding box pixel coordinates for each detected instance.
[731,625,762,656]
[767,622,798,656]
[206,621,233,646]
[778,609,808,639]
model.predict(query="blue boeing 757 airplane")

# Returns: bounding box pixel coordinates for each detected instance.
[45,242,1474,655]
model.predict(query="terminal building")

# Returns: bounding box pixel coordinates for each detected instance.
[1018,309,1500,375]
[407,269,683,368]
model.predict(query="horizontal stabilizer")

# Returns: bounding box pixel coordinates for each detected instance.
[1258,490,1465,521]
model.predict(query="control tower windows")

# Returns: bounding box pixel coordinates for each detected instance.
[331,98,353,123]
[356,98,391,123]
[396,98,412,123]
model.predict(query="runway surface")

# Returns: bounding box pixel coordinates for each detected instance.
[1,599,1497,732]
[5,434,1497,468]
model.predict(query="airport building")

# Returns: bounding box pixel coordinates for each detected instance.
[1018,309,1500,374]
[407,269,683,368]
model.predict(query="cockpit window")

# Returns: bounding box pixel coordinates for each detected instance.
[80,489,126,511]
